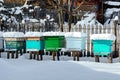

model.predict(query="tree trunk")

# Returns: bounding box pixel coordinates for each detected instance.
[58,0,64,32]
[68,13,72,32]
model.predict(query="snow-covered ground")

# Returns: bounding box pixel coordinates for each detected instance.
[0,52,120,80]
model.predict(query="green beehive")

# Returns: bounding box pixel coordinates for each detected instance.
[25,32,44,51]
[44,36,64,51]
[5,40,24,51]
[91,34,116,56]
[44,32,65,51]
[3,32,24,51]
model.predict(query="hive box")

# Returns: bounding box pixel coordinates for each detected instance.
[65,32,86,51]
[44,32,65,51]
[91,34,116,56]
[25,32,44,51]
[3,32,24,51]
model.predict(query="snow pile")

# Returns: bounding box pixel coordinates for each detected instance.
[114,16,118,21]
[0,31,3,37]
[105,1,120,6]
[14,7,23,15]
[40,19,47,25]
[65,32,86,37]
[0,0,3,3]
[90,34,116,41]
[46,14,50,19]
[43,32,64,36]
[104,8,120,18]
[29,19,39,22]
[22,18,39,23]
[82,12,96,22]
[25,32,43,37]
[3,32,24,38]
[76,12,96,27]
[0,7,6,11]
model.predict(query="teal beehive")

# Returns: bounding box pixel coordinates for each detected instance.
[91,34,116,56]
[25,32,44,51]
[92,40,113,55]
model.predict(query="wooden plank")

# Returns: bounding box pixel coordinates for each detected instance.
[26,37,44,40]
[5,38,24,41]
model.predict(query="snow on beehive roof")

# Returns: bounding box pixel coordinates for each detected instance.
[43,32,64,36]
[0,0,3,2]
[90,34,116,41]
[3,32,24,38]
[65,32,86,37]
[0,31,3,37]
[105,1,120,6]
[25,32,43,37]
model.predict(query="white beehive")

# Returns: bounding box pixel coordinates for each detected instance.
[65,32,86,51]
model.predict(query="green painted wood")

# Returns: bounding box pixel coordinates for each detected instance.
[5,40,24,50]
[44,36,65,51]
[92,40,113,56]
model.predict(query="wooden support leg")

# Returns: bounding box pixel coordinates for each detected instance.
[52,51,55,61]
[73,52,76,61]
[57,51,60,61]
[77,52,79,61]
[7,52,10,59]
[95,55,99,62]
[30,52,32,59]
[108,54,113,63]
[16,51,18,58]
[0,52,1,58]
[20,50,22,56]
[119,52,120,62]
[33,52,36,59]
[11,52,14,59]
[40,51,43,60]
[37,51,39,60]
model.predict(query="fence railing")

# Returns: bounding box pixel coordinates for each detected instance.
[63,20,120,56]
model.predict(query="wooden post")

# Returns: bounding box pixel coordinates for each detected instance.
[37,51,39,60]
[114,21,117,55]
[73,51,76,61]
[76,51,79,61]
[94,55,100,62]
[7,52,10,59]
[33,52,36,59]
[119,46,120,62]
[39,50,43,60]
[52,51,55,61]
[57,51,60,61]
[11,52,14,58]
[108,54,113,63]
[0,52,1,58]
[20,50,22,56]
[16,51,18,58]
[30,52,32,59]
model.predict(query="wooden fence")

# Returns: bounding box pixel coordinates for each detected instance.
[63,20,120,57]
